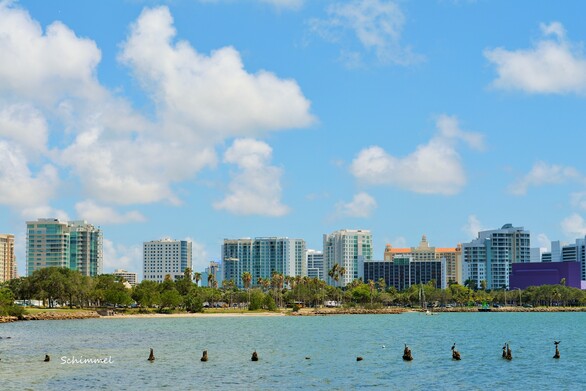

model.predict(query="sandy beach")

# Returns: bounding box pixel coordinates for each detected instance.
[104,311,286,319]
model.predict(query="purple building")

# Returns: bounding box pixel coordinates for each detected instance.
[509,262,581,289]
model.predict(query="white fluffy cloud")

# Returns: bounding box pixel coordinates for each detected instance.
[561,213,586,238]
[0,3,313,217]
[75,200,146,225]
[102,239,143,274]
[350,115,483,194]
[485,22,586,94]
[0,104,48,154]
[309,0,423,67]
[119,6,314,144]
[0,141,59,208]
[509,161,585,195]
[335,192,377,218]
[214,139,290,216]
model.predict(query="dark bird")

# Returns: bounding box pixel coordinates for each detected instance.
[148,348,155,362]
[553,341,560,359]
[402,344,413,361]
[200,350,208,362]
[356,356,363,361]
[44,354,50,362]
[451,343,461,360]
[251,351,259,361]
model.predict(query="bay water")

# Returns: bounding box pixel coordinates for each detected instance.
[1,312,584,390]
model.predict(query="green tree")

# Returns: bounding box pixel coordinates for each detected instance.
[132,280,161,308]
[160,289,182,310]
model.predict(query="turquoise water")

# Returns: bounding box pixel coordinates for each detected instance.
[1,312,584,390]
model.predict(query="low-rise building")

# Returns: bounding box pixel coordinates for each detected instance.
[112,269,138,286]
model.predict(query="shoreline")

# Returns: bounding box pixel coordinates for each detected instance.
[3,306,586,323]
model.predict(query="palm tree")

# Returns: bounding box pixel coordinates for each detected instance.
[242,272,252,305]
[194,272,202,287]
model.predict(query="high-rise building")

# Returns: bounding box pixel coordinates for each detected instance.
[306,249,324,280]
[143,238,192,282]
[26,219,102,277]
[112,269,138,286]
[462,224,530,290]
[540,237,586,282]
[222,237,306,288]
[383,235,462,284]
[323,229,372,287]
[0,234,16,283]
[364,256,447,291]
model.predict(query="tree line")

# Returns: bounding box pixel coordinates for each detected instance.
[2,267,586,318]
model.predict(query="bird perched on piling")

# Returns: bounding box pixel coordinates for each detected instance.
[553,341,560,359]
[148,348,155,362]
[402,344,413,361]
[451,343,461,360]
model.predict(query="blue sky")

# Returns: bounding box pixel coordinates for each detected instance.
[2,0,586,276]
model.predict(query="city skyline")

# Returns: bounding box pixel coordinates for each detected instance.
[1,1,586,276]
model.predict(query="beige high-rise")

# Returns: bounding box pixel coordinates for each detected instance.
[383,235,462,285]
[0,234,17,283]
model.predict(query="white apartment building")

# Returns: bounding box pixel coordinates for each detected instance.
[306,249,324,280]
[462,224,530,290]
[143,238,192,282]
[323,229,372,287]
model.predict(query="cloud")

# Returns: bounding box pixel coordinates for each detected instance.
[188,239,210,272]
[0,104,48,154]
[508,161,585,195]
[462,214,484,239]
[561,213,586,237]
[102,239,143,274]
[485,22,586,94]
[59,127,216,205]
[20,206,69,222]
[335,192,377,218]
[0,3,313,214]
[0,141,59,209]
[308,0,423,67]
[119,6,314,144]
[75,200,146,225]
[535,233,551,251]
[350,115,483,194]
[214,139,290,216]
[0,1,101,103]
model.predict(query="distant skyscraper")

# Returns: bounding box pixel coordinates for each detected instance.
[323,229,372,287]
[222,237,306,288]
[112,269,138,286]
[462,224,530,290]
[383,235,462,284]
[201,261,222,288]
[26,219,102,277]
[0,234,16,283]
[143,238,192,282]
[540,236,586,282]
[306,249,324,280]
